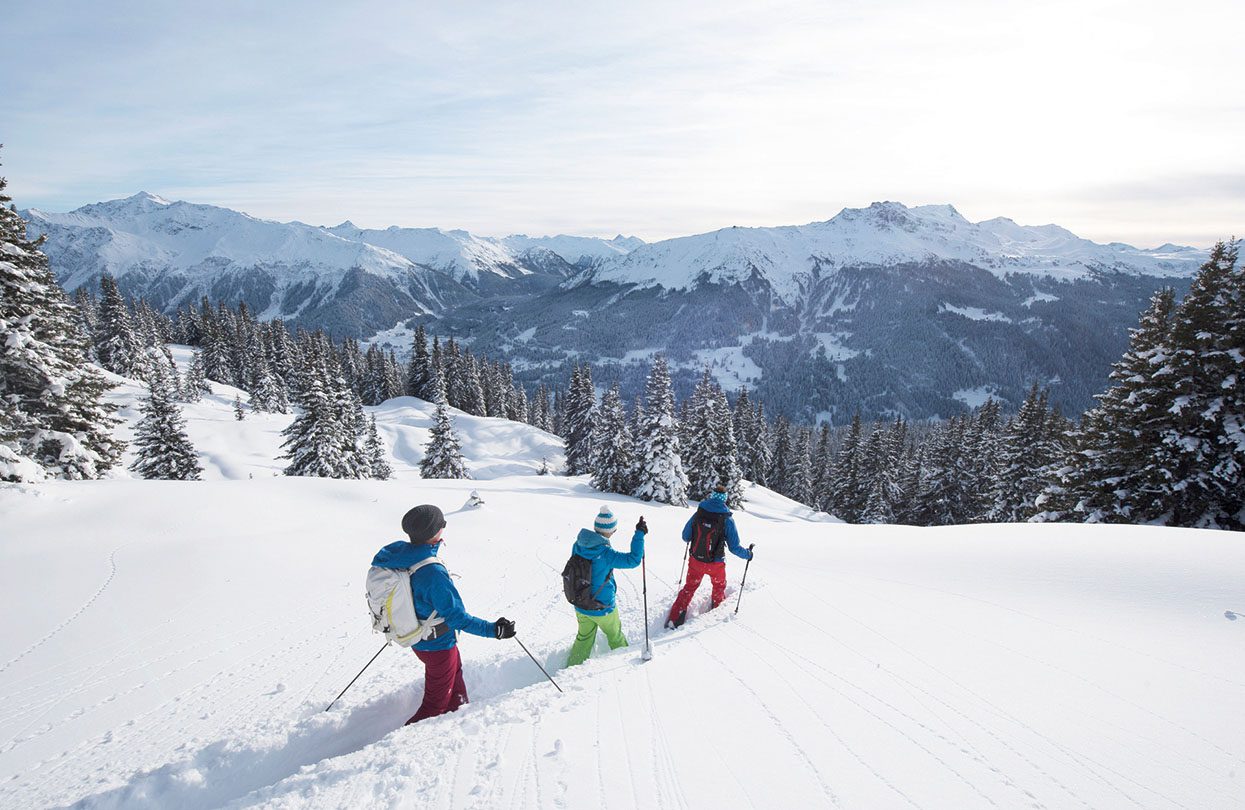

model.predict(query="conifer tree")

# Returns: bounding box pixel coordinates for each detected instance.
[279,369,344,478]
[768,416,794,497]
[683,369,721,501]
[0,158,123,480]
[180,350,209,403]
[1153,241,1243,528]
[406,324,433,399]
[563,364,597,475]
[590,383,634,494]
[365,414,393,480]
[709,386,745,507]
[234,394,245,420]
[96,275,147,379]
[421,377,470,479]
[633,356,688,505]
[988,385,1053,521]
[129,366,202,480]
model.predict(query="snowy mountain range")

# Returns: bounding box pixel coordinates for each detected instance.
[25,194,1208,420]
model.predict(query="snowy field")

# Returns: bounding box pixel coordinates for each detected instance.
[2,371,1244,809]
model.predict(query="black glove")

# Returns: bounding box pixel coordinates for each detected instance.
[494,617,516,639]
[747,544,755,561]
[636,517,648,535]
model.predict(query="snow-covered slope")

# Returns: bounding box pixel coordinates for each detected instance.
[1,358,1243,809]
[323,223,643,282]
[584,202,1205,301]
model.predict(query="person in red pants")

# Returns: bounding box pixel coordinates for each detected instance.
[371,504,516,725]
[666,485,754,628]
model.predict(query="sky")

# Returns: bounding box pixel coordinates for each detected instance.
[2,0,1242,247]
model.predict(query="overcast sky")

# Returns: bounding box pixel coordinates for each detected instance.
[2,0,1242,246]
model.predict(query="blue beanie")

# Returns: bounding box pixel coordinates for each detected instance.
[594,506,618,533]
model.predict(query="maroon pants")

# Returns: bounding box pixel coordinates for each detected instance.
[406,645,468,724]
[668,558,728,622]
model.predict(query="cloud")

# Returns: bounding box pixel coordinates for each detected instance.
[2,0,1242,246]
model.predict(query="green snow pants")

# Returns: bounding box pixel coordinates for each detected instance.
[567,608,627,666]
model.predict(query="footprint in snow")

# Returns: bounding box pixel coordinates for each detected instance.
[545,739,563,758]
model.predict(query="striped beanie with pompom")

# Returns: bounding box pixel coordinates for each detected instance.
[594,505,618,534]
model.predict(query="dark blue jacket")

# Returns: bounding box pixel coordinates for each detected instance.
[371,540,495,651]
[571,528,645,617]
[682,497,751,562]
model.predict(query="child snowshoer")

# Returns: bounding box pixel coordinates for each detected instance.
[666,485,753,628]
[370,504,516,725]
[565,506,646,666]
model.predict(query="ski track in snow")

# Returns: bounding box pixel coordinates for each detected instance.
[777,576,1199,810]
[0,545,125,678]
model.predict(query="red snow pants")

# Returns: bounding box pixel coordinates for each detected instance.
[407,645,468,724]
[668,558,728,621]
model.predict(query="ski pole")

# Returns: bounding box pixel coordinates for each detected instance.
[642,554,652,660]
[677,543,689,585]
[734,544,756,616]
[325,643,387,712]
[514,636,563,693]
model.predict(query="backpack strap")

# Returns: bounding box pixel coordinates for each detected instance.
[405,558,450,639]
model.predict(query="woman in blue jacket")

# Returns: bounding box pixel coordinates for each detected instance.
[567,506,646,666]
[371,504,515,724]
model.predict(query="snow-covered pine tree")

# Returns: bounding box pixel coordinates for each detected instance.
[406,324,433,399]
[828,412,863,520]
[129,365,202,480]
[750,401,773,488]
[965,399,1003,521]
[364,414,393,480]
[590,383,634,494]
[811,423,833,511]
[732,387,757,480]
[71,288,98,354]
[279,368,344,478]
[233,394,245,420]
[95,275,147,379]
[632,356,688,505]
[709,386,745,507]
[768,416,794,498]
[682,368,720,501]
[360,345,388,406]
[180,350,209,402]
[0,160,123,481]
[420,377,470,479]
[562,364,597,475]
[441,338,464,410]
[384,350,404,402]
[1153,241,1243,529]
[459,350,487,416]
[987,385,1052,522]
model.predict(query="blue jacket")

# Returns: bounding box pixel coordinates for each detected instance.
[371,540,495,651]
[571,528,645,617]
[682,497,751,562]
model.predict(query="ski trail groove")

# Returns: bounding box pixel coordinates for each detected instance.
[692,636,847,808]
[781,580,1156,809]
[0,545,124,677]
[736,623,1014,808]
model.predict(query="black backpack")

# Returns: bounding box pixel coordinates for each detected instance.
[689,508,727,563]
[561,554,613,611]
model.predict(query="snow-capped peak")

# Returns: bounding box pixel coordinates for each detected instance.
[585,201,1205,301]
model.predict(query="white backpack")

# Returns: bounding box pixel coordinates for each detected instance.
[366,559,448,646]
